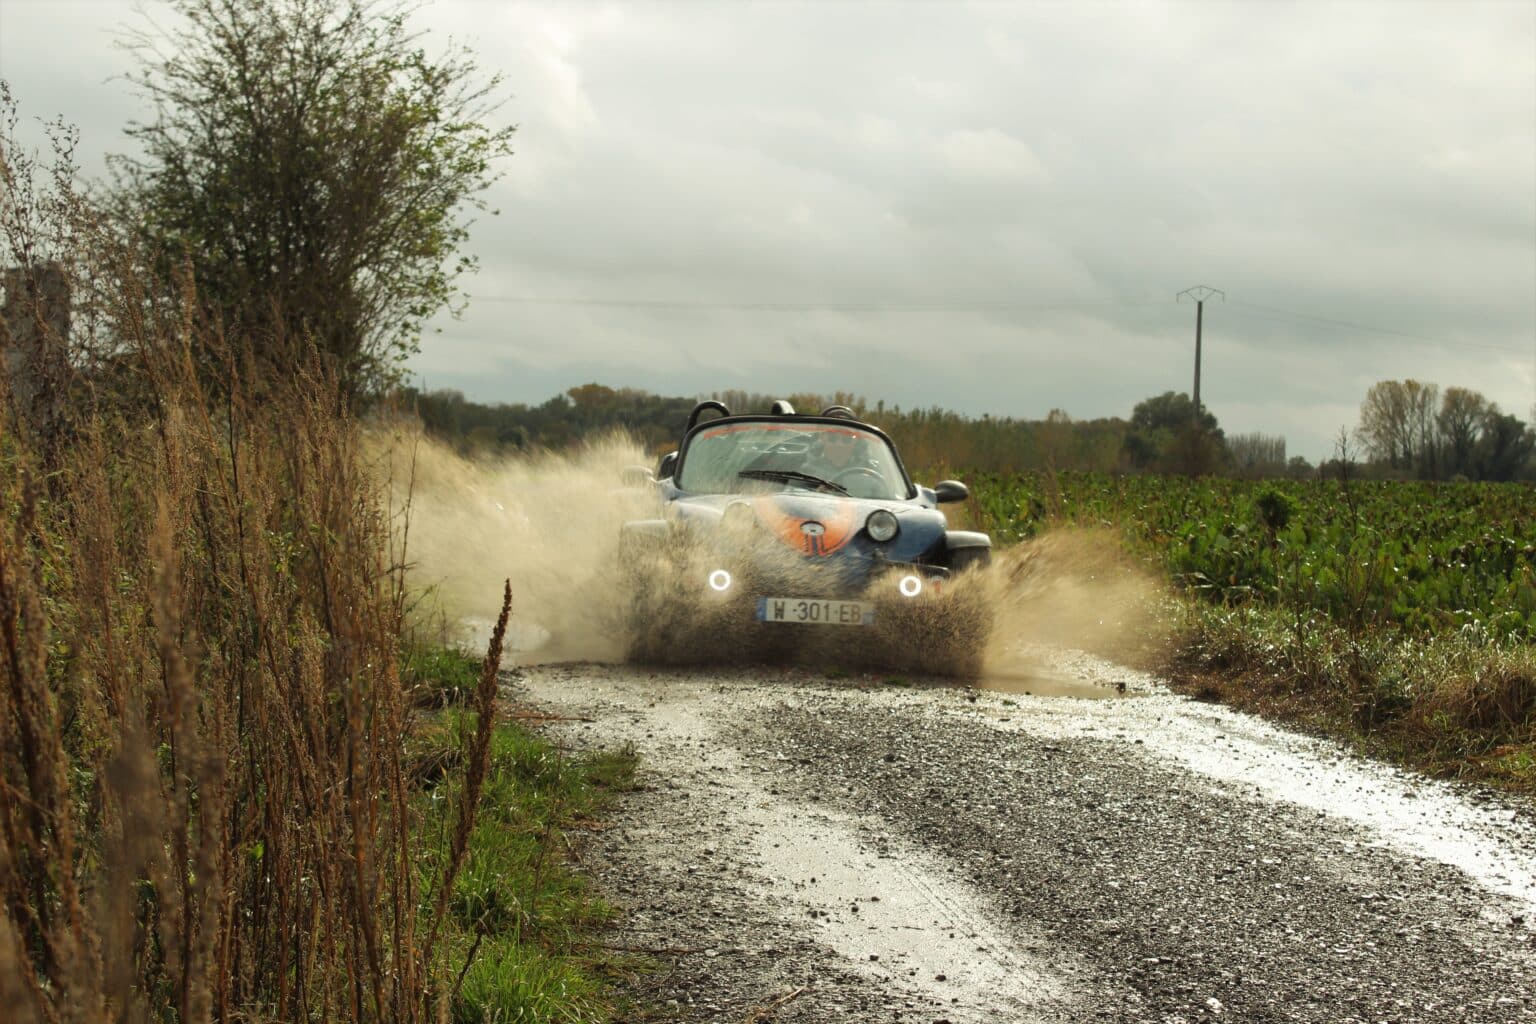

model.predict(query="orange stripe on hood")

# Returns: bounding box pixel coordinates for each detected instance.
[752,496,860,557]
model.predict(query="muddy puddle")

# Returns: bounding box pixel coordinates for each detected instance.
[458,612,1134,699]
[972,668,1127,699]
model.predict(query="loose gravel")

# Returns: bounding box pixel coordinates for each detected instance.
[516,659,1535,1024]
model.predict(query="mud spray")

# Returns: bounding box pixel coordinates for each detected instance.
[370,425,653,663]
[977,529,1168,691]
[372,424,1167,680]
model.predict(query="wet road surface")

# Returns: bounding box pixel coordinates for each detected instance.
[515,654,1536,1023]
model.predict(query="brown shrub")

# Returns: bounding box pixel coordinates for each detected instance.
[1,110,501,1020]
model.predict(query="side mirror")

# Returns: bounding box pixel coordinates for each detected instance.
[621,466,654,488]
[656,451,678,480]
[933,480,968,504]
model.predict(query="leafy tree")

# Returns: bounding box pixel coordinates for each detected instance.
[1472,410,1535,482]
[112,0,513,391]
[1437,386,1488,478]
[1355,380,1532,481]
[1130,390,1220,435]
[1123,391,1223,475]
[1120,430,1159,471]
[1358,379,1438,475]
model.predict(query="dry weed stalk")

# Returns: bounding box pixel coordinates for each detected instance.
[0,429,100,1021]
[423,581,510,987]
[0,106,491,1018]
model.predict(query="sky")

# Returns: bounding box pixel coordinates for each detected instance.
[1,0,1533,460]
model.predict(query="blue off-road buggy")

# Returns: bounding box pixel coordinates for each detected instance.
[619,400,994,675]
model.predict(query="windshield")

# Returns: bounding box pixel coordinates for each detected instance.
[676,422,911,500]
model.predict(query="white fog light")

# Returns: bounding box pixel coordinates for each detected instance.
[866,509,899,543]
[708,569,733,592]
[898,574,922,598]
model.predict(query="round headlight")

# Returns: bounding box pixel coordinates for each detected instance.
[866,509,899,543]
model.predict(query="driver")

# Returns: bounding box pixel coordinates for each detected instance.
[802,429,872,482]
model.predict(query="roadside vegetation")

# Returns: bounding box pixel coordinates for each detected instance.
[1,3,628,1015]
[974,471,1536,794]
[0,261,631,1017]
[404,648,638,1024]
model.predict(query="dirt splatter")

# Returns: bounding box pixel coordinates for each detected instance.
[978,527,1168,677]
[620,529,995,676]
[372,425,1166,676]
[370,425,652,661]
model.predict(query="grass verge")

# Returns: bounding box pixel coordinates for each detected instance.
[1159,600,1536,796]
[964,469,1536,796]
[407,646,638,1022]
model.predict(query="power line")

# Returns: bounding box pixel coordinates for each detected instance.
[461,289,1532,361]
[466,294,1167,313]
[1230,299,1463,345]
[1224,305,1529,354]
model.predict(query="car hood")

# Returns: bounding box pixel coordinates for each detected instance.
[667,490,947,564]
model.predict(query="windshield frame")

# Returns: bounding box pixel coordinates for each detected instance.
[673,416,916,499]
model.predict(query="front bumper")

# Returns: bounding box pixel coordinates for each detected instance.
[691,553,952,605]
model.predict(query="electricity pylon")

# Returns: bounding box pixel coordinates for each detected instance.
[1177,286,1225,422]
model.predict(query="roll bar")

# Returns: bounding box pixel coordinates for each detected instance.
[684,400,731,433]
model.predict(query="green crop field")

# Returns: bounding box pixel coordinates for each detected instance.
[971,472,1536,641]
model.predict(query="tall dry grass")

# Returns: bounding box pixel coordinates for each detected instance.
[1,97,505,1022]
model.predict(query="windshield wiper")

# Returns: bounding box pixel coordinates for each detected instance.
[737,469,849,495]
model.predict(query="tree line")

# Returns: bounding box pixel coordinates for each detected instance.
[401,383,1290,478]
[406,380,1536,483]
[404,382,1138,474]
[1355,379,1535,482]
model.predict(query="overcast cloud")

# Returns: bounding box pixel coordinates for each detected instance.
[2,0,1532,458]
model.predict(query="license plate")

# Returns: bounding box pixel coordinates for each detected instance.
[755,597,875,626]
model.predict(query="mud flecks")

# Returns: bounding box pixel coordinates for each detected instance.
[370,427,649,663]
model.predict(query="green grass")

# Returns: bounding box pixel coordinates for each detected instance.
[962,470,1536,794]
[451,942,609,1024]
[1163,590,1536,794]
[405,656,638,1022]
[404,643,483,707]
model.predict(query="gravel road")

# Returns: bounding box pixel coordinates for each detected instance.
[513,654,1536,1024]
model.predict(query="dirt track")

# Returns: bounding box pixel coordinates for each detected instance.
[514,654,1536,1024]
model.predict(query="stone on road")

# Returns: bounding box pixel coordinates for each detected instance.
[516,659,1536,1023]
